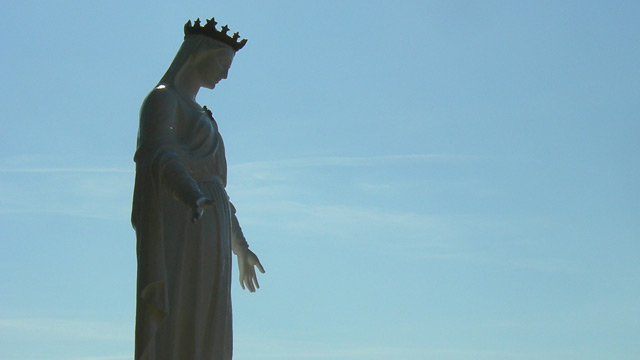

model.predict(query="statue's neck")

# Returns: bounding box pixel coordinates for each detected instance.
[174,66,201,102]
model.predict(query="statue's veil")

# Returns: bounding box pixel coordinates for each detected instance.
[158,35,231,86]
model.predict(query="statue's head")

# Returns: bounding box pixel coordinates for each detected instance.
[185,38,235,89]
[159,18,246,89]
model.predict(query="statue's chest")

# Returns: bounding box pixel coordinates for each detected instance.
[175,109,218,146]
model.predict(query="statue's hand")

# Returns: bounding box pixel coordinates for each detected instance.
[237,249,265,292]
[191,197,215,223]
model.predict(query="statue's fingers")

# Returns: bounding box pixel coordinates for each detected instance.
[256,262,266,274]
[191,208,204,223]
[196,197,216,209]
[253,274,260,289]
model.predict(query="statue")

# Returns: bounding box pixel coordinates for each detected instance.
[131,18,265,360]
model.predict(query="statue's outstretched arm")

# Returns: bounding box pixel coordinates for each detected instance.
[138,87,213,221]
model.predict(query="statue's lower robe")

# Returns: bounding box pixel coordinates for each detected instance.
[140,178,233,360]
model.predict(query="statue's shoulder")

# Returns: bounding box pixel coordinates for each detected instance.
[141,85,179,115]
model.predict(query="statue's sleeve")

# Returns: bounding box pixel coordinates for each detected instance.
[136,88,203,206]
[156,155,203,206]
[229,202,250,254]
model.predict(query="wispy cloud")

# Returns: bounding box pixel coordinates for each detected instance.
[232,197,582,274]
[0,169,134,219]
[0,168,133,173]
[508,256,583,273]
[227,152,488,204]
[0,318,132,341]
[68,355,132,360]
[231,199,447,243]
[231,153,473,170]
[234,336,544,360]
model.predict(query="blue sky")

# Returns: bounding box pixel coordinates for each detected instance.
[1,1,638,359]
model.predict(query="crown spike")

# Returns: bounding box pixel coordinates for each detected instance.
[205,17,217,29]
[184,18,248,51]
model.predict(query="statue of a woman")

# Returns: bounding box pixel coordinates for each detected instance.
[131,18,264,360]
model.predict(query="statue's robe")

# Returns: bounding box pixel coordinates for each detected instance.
[132,87,245,360]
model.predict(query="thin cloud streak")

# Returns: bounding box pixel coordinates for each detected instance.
[231,153,474,170]
[235,336,549,360]
[0,168,133,173]
[0,169,133,219]
[235,199,446,237]
[0,318,132,341]
[236,198,583,274]
[0,208,129,220]
[69,355,132,360]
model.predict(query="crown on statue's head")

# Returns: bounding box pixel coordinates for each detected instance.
[184,18,247,51]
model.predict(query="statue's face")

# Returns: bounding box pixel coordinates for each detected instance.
[194,47,235,89]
